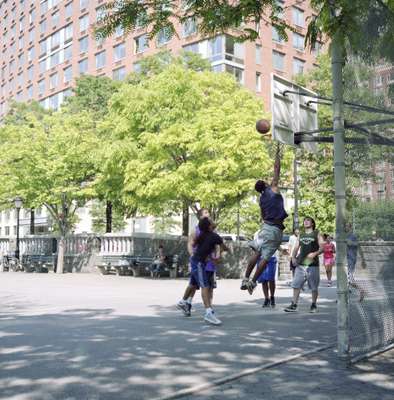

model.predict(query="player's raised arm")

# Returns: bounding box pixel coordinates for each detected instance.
[270,144,281,192]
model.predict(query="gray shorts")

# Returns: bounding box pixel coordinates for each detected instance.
[292,265,320,291]
[248,223,283,262]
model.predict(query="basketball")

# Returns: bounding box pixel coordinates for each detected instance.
[256,119,271,134]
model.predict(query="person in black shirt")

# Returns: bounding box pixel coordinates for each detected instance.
[190,217,223,325]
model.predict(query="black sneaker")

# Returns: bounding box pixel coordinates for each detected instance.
[262,298,270,308]
[284,303,297,312]
[240,278,249,290]
[270,297,276,308]
[310,303,318,313]
[177,302,191,317]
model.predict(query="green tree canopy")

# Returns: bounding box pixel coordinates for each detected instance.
[103,62,285,228]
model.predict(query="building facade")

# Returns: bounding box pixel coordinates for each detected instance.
[0,0,321,237]
[0,0,321,117]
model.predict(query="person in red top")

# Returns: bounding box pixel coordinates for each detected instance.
[322,234,335,286]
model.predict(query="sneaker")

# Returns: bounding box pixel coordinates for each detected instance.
[246,280,257,295]
[270,297,276,308]
[310,303,318,313]
[204,311,222,325]
[284,303,297,312]
[240,278,249,290]
[327,280,332,287]
[262,298,270,308]
[176,302,191,317]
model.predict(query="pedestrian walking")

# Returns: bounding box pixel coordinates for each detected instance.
[323,234,336,286]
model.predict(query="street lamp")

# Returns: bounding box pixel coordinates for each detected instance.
[14,196,23,260]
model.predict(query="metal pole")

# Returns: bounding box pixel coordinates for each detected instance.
[16,208,20,260]
[331,32,349,359]
[293,149,299,230]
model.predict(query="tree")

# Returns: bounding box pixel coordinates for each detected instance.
[104,62,281,235]
[90,200,127,234]
[0,111,98,273]
[63,75,122,233]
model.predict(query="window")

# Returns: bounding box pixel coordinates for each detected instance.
[182,17,197,37]
[293,58,305,75]
[312,41,322,56]
[134,34,148,54]
[40,19,47,34]
[79,15,89,32]
[113,43,125,61]
[19,36,24,50]
[50,51,60,68]
[27,85,33,99]
[225,64,244,84]
[183,43,199,54]
[17,72,24,87]
[64,65,72,83]
[18,53,25,67]
[50,72,58,89]
[28,46,35,62]
[133,61,141,73]
[79,58,88,74]
[276,0,285,19]
[51,30,61,49]
[19,16,25,32]
[293,33,304,51]
[40,1,48,15]
[256,72,261,92]
[255,44,262,64]
[209,36,223,61]
[292,7,304,27]
[52,11,60,26]
[157,27,172,46]
[39,59,47,73]
[95,50,106,69]
[29,27,35,42]
[79,36,89,53]
[49,93,59,109]
[65,2,73,18]
[29,9,36,24]
[38,79,45,95]
[96,6,106,22]
[64,23,73,42]
[40,39,47,55]
[64,44,72,61]
[212,64,223,73]
[115,26,124,38]
[272,50,285,70]
[27,65,34,81]
[80,0,89,10]
[224,35,244,64]
[272,27,284,43]
[5,227,10,236]
[113,66,126,81]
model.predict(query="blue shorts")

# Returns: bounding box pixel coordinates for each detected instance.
[257,256,277,283]
[189,258,215,289]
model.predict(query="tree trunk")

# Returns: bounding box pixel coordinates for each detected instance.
[30,208,35,235]
[331,32,349,359]
[106,201,112,233]
[56,236,65,274]
[182,202,189,236]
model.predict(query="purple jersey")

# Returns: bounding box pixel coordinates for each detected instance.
[194,226,217,272]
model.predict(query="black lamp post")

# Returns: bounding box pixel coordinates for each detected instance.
[14,196,23,260]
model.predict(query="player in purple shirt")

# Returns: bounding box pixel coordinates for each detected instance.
[176,208,211,316]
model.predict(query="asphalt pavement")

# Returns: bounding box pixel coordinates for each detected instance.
[0,273,392,400]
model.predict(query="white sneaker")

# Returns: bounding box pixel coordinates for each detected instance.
[204,311,222,325]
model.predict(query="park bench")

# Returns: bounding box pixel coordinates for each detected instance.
[96,255,154,276]
[96,254,181,278]
[22,254,56,273]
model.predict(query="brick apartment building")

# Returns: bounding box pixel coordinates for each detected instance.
[0,0,321,237]
[0,0,321,117]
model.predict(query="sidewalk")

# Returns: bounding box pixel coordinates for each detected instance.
[0,273,392,400]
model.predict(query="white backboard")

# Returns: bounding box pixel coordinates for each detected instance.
[271,74,318,153]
